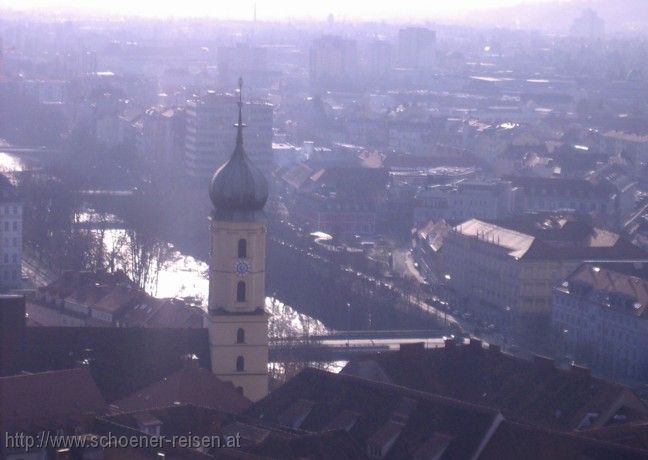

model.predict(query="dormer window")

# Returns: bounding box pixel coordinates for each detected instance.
[278,399,315,429]
[367,421,404,459]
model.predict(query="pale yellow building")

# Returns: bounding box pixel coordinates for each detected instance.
[439,216,647,332]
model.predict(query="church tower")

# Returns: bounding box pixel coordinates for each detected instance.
[205,79,269,402]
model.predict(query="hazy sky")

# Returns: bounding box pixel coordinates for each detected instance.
[1,0,564,21]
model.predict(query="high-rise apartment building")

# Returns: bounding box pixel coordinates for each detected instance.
[309,35,358,86]
[398,27,437,70]
[184,91,273,179]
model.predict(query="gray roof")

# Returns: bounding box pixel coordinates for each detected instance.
[454,219,535,258]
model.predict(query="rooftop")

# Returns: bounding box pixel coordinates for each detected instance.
[342,341,648,432]
[23,326,211,402]
[558,263,648,316]
[112,358,251,415]
[246,367,502,459]
[0,367,106,433]
[454,218,535,258]
[452,215,648,261]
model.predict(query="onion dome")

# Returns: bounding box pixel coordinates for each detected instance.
[209,79,268,216]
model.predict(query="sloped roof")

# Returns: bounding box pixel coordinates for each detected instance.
[561,263,648,316]
[507,175,615,199]
[581,421,648,451]
[280,163,314,190]
[245,367,502,460]
[454,219,535,258]
[92,284,144,314]
[342,342,647,432]
[479,419,648,460]
[113,361,251,414]
[418,219,451,252]
[0,367,105,432]
[23,327,211,402]
[305,167,389,196]
[122,299,204,328]
[454,215,648,261]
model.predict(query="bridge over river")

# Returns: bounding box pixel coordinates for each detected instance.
[268,329,463,362]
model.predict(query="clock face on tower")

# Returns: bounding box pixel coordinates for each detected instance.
[235,259,250,277]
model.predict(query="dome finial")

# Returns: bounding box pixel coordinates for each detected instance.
[209,79,268,216]
[236,77,245,149]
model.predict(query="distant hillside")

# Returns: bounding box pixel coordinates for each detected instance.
[464,0,648,34]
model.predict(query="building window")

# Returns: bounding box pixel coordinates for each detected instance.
[236,281,246,302]
[236,356,245,372]
[237,328,245,344]
[238,239,247,258]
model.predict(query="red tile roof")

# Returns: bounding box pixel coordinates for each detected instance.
[342,342,648,432]
[0,367,105,433]
[480,419,648,460]
[246,367,503,460]
[112,360,251,414]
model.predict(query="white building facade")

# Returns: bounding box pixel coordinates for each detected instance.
[553,263,648,382]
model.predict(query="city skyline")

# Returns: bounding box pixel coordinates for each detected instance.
[4,3,648,457]
[1,0,568,21]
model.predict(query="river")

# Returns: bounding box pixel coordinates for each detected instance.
[99,227,331,339]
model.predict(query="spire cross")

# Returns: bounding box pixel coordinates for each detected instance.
[235,77,245,148]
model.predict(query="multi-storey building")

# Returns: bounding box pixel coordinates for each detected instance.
[217,43,269,88]
[141,106,185,167]
[309,35,358,87]
[570,8,605,40]
[413,180,516,228]
[0,175,21,292]
[553,263,648,382]
[397,27,436,70]
[438,214,647,336]
[20,79,68,105]
[365,40,392,80]
[184,91,273,179]
[290,167,388,237]
[509,176,621,228]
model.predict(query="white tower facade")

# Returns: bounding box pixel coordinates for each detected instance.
[205,79,269,402]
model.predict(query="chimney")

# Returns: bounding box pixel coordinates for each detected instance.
[444,338,457,349]
[468,338,483,350]
[0,295,26,376]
